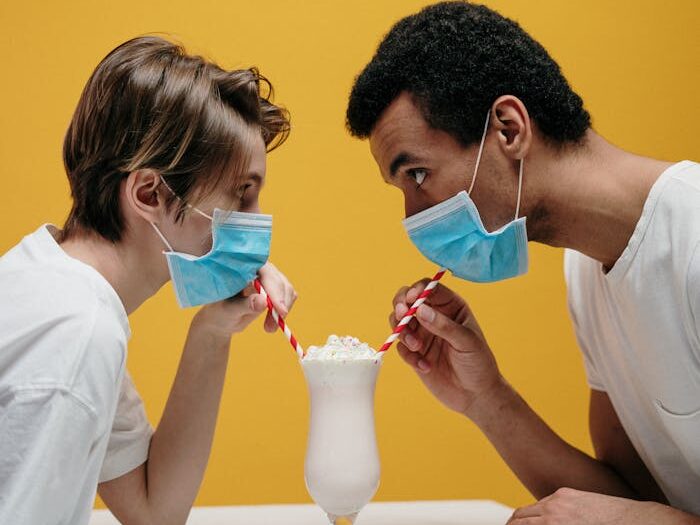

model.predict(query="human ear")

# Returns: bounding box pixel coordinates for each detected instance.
[123,169,167,223]
[491,95,532,160]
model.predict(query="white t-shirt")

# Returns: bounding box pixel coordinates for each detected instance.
[0,225,153,525]
[565,160,700,513]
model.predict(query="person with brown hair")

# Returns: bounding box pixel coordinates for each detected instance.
[0,35,296,524]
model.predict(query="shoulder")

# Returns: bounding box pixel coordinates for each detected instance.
[0,258,128,394]
[564,248,598,287]
[657,161,700,221]
[0,225,129,342]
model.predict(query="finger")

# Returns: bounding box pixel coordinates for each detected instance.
[507,518,544,525]
[249,293,268,314]
[389,311,398,329]
[398,280,434,319]
[510,504,542,520]
[397,343,419,369]
[398,327,423,353]
[220,292,266,321]
[392,285,411,319]
[389,303,414,326]
[393,286,410,321]
[286,286,298,311]
[395,302,408,321]
[405,280,429,304]
[257,277,289,317]
[264,311,277,333]
[409,281,467,320]
[392,286,410,309]
[398,322,438,359]
[239,282,257,298]
[276,271,298,313]
[397,343,430,373]
[265,290,287,316]
[415,303,480,351]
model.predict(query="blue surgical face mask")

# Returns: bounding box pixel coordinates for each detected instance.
[402,111,528,283]
[150,178,272,308]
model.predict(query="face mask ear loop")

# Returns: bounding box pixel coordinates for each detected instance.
[189,206,213,221]
[150,222,174,252]
[514,158,524,220]
[468,110,492,196]
[159,175,213,222]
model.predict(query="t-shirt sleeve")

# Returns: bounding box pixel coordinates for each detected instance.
[564,249,606,392]
[0,387,99,524]
[98,371,154,483]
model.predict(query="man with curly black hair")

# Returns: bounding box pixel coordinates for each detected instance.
[347,2,700,523]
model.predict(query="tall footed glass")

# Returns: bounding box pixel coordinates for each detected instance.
[302,354,382,524]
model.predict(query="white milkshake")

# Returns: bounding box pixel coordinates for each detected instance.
[302,336,382,525]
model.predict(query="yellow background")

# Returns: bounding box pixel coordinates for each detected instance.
[1,0,699,511]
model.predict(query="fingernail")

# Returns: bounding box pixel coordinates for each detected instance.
[417,358,430,372]
[405,332,419,350]
[417,304,435,322]
[395,303,407,320]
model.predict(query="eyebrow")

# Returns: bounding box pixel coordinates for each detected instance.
[389,152,421,177]
[248,173,264,185]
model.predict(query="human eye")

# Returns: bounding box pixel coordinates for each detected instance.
[406,168,428,187]
[236,182,254,201]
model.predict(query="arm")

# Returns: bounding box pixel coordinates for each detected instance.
[507,488,700,525]
[589,389,667,503]
[391,280,650,500]
[98,323,231,525]
[99,264,296,525]
[465,374,637,499]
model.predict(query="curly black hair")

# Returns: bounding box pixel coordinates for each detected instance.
[346,1,590,146]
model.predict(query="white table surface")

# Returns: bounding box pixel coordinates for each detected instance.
[90,500,513,524]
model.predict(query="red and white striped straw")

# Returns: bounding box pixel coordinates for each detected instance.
[254,279,305,359]
[378,268,447,354]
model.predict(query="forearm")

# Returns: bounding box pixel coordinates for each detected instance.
[144,319,230,523]
[652,504,700,525]
[466,377,636,499]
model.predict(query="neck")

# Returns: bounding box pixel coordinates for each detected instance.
[58,228,168,315]
[527,130,674,270]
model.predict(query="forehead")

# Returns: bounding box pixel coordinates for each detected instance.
[369,93,429,161]
[369,92,461,177]
[248,134,267,174]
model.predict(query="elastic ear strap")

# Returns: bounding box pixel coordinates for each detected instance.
[150,222,174,252]
[515,158,524,220]
[189,206,213,221]
[468,110,492,195]
[159,176,178,198]
[160,176,213,221]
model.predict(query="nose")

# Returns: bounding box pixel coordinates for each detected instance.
[404,193,434,218]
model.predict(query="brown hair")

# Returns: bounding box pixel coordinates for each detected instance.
[61,35,290,242]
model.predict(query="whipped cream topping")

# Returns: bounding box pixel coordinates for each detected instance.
[304,335,378,361]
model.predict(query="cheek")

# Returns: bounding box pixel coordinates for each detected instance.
[240,195,261,214]
[175,216,213,256]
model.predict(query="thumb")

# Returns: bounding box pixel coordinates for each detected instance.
[415,303,479,352]
[249,293,268,314]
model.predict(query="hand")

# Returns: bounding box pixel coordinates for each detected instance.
[390,279,502,416]
[507,488,687,524]
[243,262,297,333]
[193,262,297,342]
